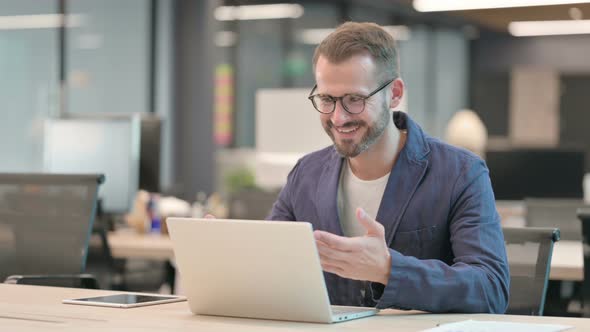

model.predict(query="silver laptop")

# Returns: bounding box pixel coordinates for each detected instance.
[166,217,378,323]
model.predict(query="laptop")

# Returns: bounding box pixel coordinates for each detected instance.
[166,217,378,323]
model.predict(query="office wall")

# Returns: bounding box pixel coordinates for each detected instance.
[172,0,218,199]
[473,33,590,74]
[430,28,469,138]
[66,0,150,115]
[472,32,590,170]
[0,0,59,172]
[227,4,469,149]
[0,1,177,193]
[471,32,590,137]
[560,75,590,172]
[233,19,285,147]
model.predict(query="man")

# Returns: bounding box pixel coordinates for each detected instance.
[268,22,509,313]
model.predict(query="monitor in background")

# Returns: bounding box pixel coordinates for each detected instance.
[139,116,161,193]
[43,115,141,214]
[486,149,585,200]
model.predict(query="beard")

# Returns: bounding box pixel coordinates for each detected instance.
[323,103,392,158]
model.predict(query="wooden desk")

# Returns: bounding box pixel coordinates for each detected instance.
[550,240,584,281]
[2,284,590,331]
[105,230,173,260]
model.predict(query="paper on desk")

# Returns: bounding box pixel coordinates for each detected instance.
[421,320,572,332]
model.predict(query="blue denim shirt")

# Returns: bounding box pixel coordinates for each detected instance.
[268,111,510,314]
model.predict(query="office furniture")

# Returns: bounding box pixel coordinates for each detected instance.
[526,198,587,241]
[86,225,171,292]
[503,227,560,315]
[5,274,100,289]
[524,200,587,316]
[92,230,583,281]
[44,115,141,214]
[551,240,584,281]
[228,188,280,220]
[0,173,104,283]
[486,149,585,200]
[2,284,590,331]
[90,229,173,260]
[578,208,590,317]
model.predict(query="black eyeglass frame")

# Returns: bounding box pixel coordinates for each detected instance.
[307,78,396,114]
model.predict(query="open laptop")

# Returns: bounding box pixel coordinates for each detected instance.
[166,217,378,323]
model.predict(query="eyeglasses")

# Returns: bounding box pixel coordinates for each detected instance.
[307,78,395,114]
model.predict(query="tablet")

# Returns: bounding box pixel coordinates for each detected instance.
[62,293,186,308]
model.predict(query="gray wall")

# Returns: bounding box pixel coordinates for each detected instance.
[229,5,470,146]
[66,0,150,114]
[472,32,590,170]
[172,0,219,199]
[0,0,59,172]
[473,33,590,74]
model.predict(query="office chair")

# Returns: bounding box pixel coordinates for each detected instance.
[0,173,104,288]
[503,227,560,315]
[525,198,587,241]
[228,188,281,220]
[525,198,588,317]
[578,208,590,317]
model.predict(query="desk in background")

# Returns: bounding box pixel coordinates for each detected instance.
[551,241,584,281]
[95,230,584,282]
[2,284,590,331]
[102,229,173,260]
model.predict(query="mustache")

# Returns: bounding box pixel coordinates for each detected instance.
[327,120,365,129]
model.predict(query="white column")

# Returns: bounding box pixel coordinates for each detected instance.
[509,67,560,147]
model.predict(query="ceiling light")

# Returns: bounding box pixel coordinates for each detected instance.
[297,26,410,45]
[509,19,590,36]
[214,4,304,21]
[413,0,590,12]
[0,14,83,30]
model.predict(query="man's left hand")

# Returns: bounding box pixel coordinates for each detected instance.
[314,207,392,285]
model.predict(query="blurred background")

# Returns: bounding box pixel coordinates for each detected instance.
[2,0,590,201]
[1,0,590,315]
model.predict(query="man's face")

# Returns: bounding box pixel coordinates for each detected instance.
[314,54,393,158]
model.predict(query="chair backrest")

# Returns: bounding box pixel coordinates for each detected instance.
[503,227,560,315]
[0,173,104,282]
[228,188,280,220]
[577,208,590,317]
[525,198,587,240]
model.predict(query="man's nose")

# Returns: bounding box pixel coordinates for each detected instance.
[330,99,351,126]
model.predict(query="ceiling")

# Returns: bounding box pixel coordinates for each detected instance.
[447,4,590,31]
[396,1,590,32]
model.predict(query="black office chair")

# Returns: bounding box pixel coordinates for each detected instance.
[503,227,560,315]
[577,208,590,317]
[0,173,104,289]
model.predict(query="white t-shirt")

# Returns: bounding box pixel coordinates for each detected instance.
[337,160,390,237]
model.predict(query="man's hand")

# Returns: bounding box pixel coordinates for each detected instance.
[314,208,392,285]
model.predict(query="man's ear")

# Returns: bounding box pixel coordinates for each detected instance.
[389,78,404,109]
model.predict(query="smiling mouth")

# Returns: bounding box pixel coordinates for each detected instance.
[335,125,360,134]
